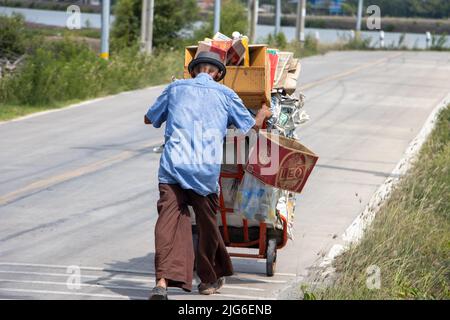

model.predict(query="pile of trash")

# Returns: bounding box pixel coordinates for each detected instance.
[196,31,249,66]
[219,41,312,240]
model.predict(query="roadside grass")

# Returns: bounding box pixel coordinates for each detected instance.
[0,104,56,120]
[0,40,183,121]
[25,23,101,39]
[309,105,450,300]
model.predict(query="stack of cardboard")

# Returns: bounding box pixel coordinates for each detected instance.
[185,42,271,109]
[271,52,301,94]
[195,32,249,67]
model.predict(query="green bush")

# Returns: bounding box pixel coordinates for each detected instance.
[306,19,326,29]
[0,13,27,58]
[431,34,448,51]
[265,32,288,49]
[342,34,373,50]
[1,39,183,107]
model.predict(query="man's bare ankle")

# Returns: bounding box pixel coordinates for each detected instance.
[156,278,167,288]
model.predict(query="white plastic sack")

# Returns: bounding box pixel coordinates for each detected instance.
[234,173,280,224]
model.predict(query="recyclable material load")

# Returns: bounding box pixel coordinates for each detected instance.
[246,131,318,194]
[195,32,249,67]
[268,91,308,137]
[184,31,271,109]
[268,50,302,95]
[234,173,281,224]
[220,177,240,209]
[182,33,317,242]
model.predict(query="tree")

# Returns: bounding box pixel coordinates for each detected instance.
[111,0,141,50]
[111,0,199,50]
[194,0,248,40]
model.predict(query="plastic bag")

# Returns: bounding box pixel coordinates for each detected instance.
[234,173,280,224]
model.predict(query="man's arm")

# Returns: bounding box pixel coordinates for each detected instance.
[227,93,271,134]
[252,103,271,131]
[144,86,169,128]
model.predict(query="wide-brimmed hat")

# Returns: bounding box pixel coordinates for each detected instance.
[188,51,227,81]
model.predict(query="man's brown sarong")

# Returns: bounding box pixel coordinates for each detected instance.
[154,183,233,292]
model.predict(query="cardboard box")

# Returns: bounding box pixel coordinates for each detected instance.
[245,131,318,194]
[273,52,293,89]
[184,44,271,109]
[226,39,246,66]
[283,61,302,95]
[195,41,229,62]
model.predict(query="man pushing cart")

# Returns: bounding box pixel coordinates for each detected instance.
[144,50,271,300]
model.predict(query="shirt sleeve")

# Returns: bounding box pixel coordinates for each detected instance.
[226,92,256,134]
[145,86,170,128]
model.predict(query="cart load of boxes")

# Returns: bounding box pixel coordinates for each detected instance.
[185,32,319,238]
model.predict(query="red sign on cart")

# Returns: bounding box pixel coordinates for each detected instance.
[246,131,318,194]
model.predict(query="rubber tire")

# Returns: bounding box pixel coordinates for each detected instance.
[266,237,277,277]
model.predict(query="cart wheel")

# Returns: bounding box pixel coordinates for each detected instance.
[266,238,277,277]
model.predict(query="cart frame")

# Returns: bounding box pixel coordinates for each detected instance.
[218,159,289,276]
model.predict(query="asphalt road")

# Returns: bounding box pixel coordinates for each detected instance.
[1,51,449,300]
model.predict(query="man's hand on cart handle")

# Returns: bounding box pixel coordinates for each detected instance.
[253,103,272,131]
[144,115,151,125]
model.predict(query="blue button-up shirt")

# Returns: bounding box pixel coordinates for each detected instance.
[146,73,255,196]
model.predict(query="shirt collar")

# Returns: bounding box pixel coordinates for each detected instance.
[195,72,213,81]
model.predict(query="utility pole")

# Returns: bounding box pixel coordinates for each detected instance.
[295,0,306,43]
[248,0,258,43]
[214,0,221,34]
[100,0,110,59]
[140,0,154,54]
[275,0,281,35]
[356,0,363,32]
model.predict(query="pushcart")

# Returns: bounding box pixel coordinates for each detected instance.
[217,160,289,277]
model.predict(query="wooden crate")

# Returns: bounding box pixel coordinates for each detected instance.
[184,44,271,109]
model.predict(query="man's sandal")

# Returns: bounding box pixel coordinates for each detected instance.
[198,277,225,295]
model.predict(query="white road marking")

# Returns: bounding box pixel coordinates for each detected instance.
[0,262,292,284]
[0,288,141,300]
[0,287,273,300]
[0,277,271,299]
[0,262,153,275]
[0,278,153,291]
[0,271,266,292]
[0,270,153,282]
[272,272,297,277]
[232,277,287,284]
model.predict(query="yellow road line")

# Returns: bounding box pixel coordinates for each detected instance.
[301,52,403,91]
[0,139,163,206]
[0,53,403,207]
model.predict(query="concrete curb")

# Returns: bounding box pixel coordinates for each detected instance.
[277,90,450,299]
